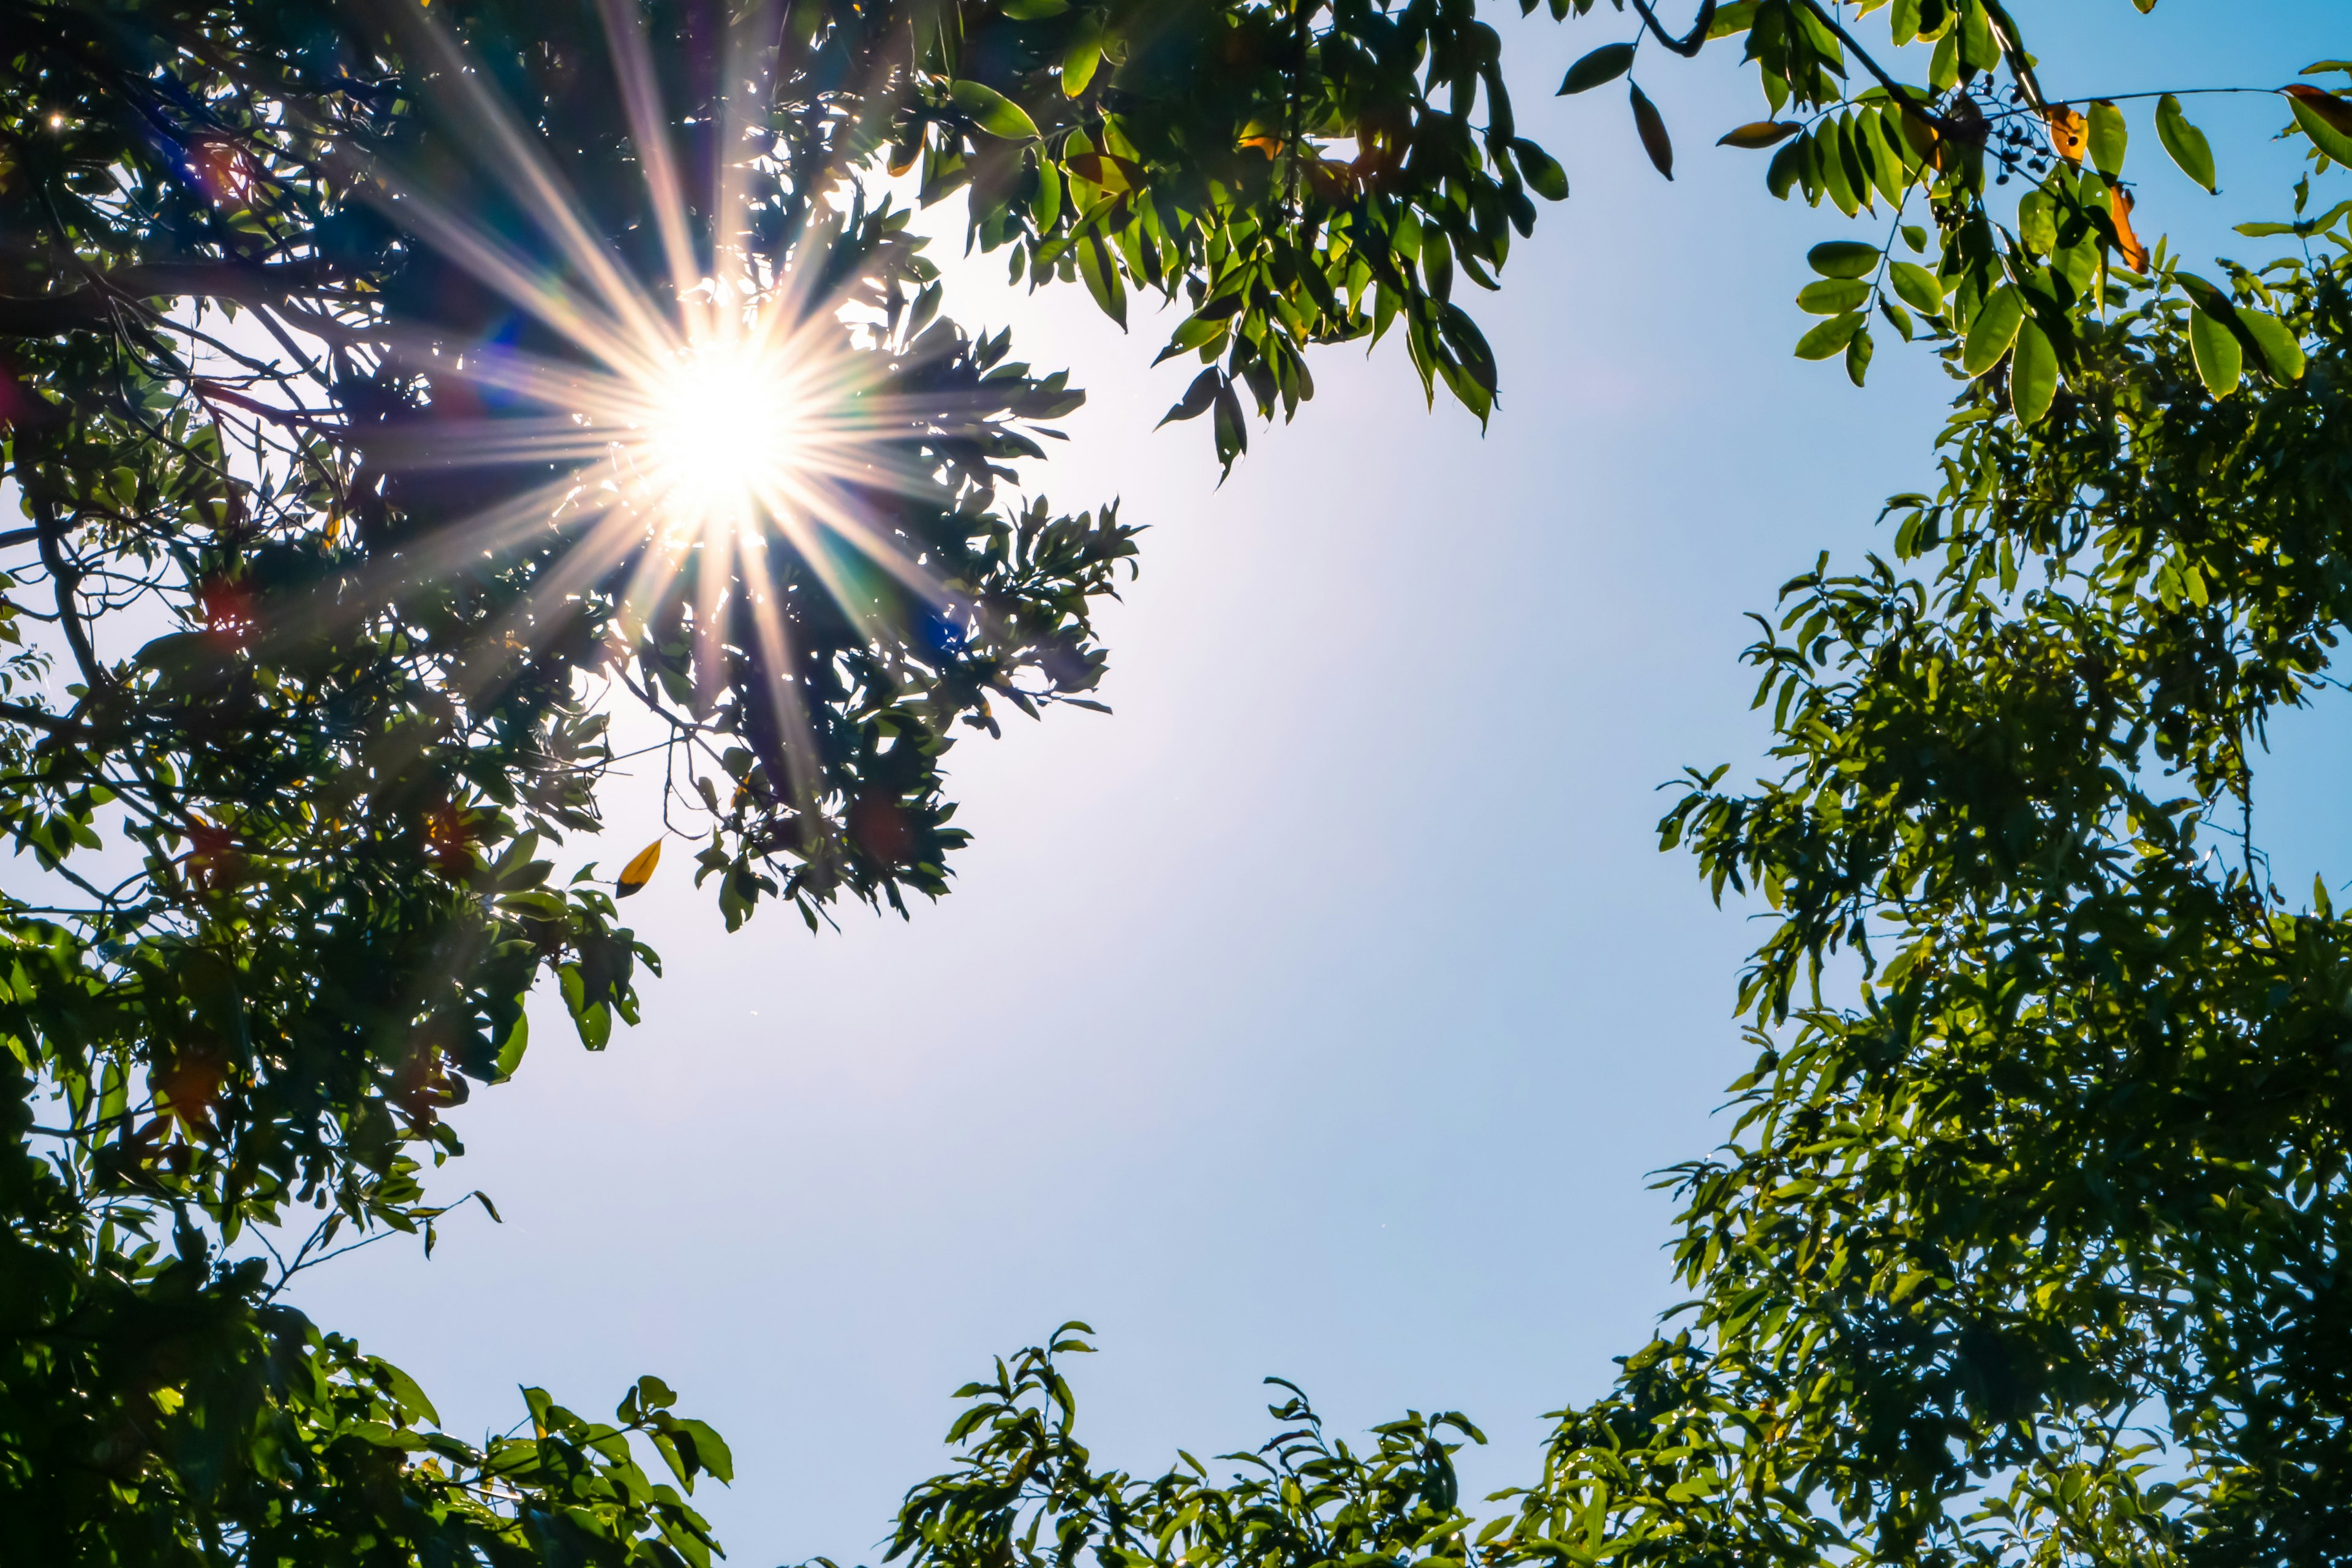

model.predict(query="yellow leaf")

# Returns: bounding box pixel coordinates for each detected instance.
[616,839,662,897]
[2044,104,2087,164]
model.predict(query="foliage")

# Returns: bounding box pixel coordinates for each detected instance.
[872,181,2352,1568]
[862,34,2352,1568]
[4,0,2347,1558]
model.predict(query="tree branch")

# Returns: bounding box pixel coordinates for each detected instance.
[0,260,346,339]
[32,494,104,689]
[1628,0,1717,59]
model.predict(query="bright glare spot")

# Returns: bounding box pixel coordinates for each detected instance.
[644,341,798,533]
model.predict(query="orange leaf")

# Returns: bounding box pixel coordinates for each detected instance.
[2044,105,2087,164]
[616,838,662,897]
[1237,135,1285,159]
[2111,186,2149,272]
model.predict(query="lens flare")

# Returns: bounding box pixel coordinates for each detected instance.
[639,340,803,537]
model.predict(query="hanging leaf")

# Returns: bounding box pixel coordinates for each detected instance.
[1062,23,1104,96]
[1807,240,1881,279]
[2109,186,2150,271]
[1629,83,1673,179]
[2011,319,2059,423]
[2187,306,2242,396]
[1076,235,1126,328]
[2155,94,2216,192]
[1718,121,1800,149]
[1844,325,1874,387]
[2087,100,2127,179]
[2284,86,2352,167]
[2044,104,2087,165]
[1210,378,1246,474]
[616,839,662,898]
[1962,285,2024,376]
[1157,368,1222,426]
[1559,42,1635,95]
[948,80,1040,140]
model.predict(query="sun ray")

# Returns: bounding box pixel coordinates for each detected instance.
[592,0,709,340]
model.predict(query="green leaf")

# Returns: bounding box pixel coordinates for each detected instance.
[2188,306,2243,396]
[1844,326,1874,387]
[2086,100,2127,180]
[2011,318,2059,423]
[1889,261,1944,318]
[1063,153,1145,194]
[1000,0,1069,15]
[2288,90,2352,168]
[1076,235,1126,329]
[1962,285,2025,376]
[1796,278,1871,315]
[2239,308,2307,380]
[1795,311,1866,360]
[1156,368,1222,426]
[1706,0,1758,37]
[1807,241,1880,279]
[379,1361,442,1428]
[949,80,1040,140]
[1510,138,1569,201]
[2155,94,2216,192]
[1062,22,1103,96]
[1558,42,1635,95]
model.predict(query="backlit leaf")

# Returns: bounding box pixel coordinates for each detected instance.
[1807,241,1880,279]
[1795,311,1865,360]
[1962,285,2024,376]
[2011,318,2058,423]
[2087,100,2127,179]
[1890,261,1945,317]
[1796,278,1871,315]
[616,839,662,897]
[1844,325,1873,386]
[949,80,1039,140]
[2111,186,2149,271]
[2285,86,2352,167]
[2044,105,2087,165]
[2239,307,2307,380]
[2156,94,2216,191]
[1718,121,1800,150]
[2188,305,2243,395]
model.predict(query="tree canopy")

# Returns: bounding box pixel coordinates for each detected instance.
[4,0,2350,1561]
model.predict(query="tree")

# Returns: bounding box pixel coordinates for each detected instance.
[870,66,2352,1568]
[2,0,2342,1559]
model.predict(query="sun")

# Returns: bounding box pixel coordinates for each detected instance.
[639,338,803,537]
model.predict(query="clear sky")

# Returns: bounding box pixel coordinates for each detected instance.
[290,4,2349,1558]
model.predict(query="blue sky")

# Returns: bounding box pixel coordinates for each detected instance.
[292,4,2349,1557]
